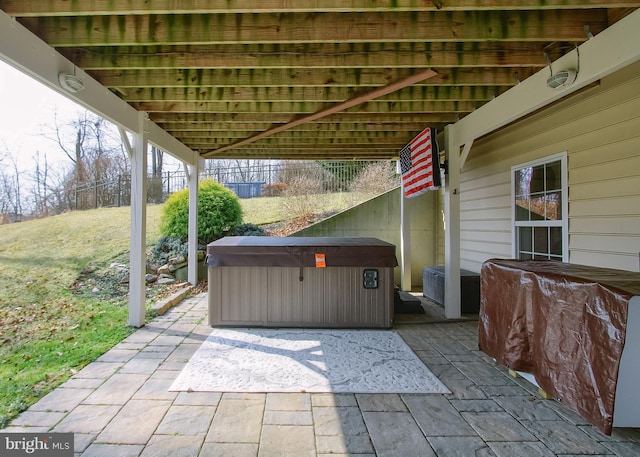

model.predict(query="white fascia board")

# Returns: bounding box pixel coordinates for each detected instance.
[0,10,197,166]
[454,8,640,146]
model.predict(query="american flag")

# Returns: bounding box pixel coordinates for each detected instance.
[399,127,441,198]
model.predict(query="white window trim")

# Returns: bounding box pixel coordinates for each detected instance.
[511,151,569,262]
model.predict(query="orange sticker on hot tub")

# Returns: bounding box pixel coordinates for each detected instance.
[315,253,326,268]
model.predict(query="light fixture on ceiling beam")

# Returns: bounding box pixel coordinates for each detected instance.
[543,49,578,90]
[546,69,577,90]
[58,72,85,93]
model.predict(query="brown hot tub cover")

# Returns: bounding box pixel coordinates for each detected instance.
[479,259,640,435]
[207,236,399,268]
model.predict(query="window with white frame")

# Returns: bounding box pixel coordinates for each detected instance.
[512,152,568,261]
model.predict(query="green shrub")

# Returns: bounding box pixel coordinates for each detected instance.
[229,223,267,236]
[159,179,243,244]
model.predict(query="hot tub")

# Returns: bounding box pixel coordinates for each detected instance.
[207,236,398,328]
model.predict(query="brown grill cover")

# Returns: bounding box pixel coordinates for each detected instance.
[479,259,640,435]
[207,236,398,268]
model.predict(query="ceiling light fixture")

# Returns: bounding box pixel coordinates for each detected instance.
[546,69,577,89]
[543,48,579,90]
[58,72,85,93]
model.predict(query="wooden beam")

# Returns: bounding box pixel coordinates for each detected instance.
[201,149,401,160]
[23,11,606,47]
[175,129,427,140]
[94,67,536,88]
[197,143,404,151]
[203,69,437,156]
[150,112,461,124]
[180,140,409,150]
[67,42,550,70]
[121,85,500,103]
[4,0,638,16]
[158,120,455,132]
[130,99,477,114]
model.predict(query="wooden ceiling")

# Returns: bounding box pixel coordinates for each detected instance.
[1,1,638,160]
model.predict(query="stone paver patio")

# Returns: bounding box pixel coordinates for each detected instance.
[6,292,640,456]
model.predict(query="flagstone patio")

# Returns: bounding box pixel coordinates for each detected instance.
[5,292,640,456]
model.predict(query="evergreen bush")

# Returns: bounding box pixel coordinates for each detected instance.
[159,178,243,244]
[229,223,267,236]
[151,236,188,264]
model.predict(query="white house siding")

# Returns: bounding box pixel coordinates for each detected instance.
[460,60,640,273]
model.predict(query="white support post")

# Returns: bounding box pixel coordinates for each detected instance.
[187,160,201,285]
[127,112,149,328]
[444,125,461,319]
[399,186,412,291]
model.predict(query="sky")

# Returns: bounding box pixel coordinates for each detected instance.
[0,60,183,173]
[0,60,85,170]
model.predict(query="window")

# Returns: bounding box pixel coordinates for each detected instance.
[512,152,568,261]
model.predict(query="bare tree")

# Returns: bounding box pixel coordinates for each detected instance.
[30,151,50,217]
[151,145,164,178]
[42,109,127,182]
[149,145,165,202]
[0,145,23,222]
[41,108,130,209]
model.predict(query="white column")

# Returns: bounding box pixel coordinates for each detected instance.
[400,187,412,291]
[444,125,461,319]
[187,160,201,285]
[128,112,149,328]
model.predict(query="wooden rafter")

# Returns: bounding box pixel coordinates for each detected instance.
[203,69,437,157]
[93,67,537,88]
[24,11,607,47]
[1,2,637,160]
[67,42,552,70]
[3,0,639,16]
[120,85,500,103]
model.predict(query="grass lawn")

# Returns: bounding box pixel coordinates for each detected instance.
[0,205,163,428]
[0,193,356,427]
[240,192,357,225]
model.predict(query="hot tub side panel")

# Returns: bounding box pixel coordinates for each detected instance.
[296,266,393,328]
[208,266,270,326]
[209,266,393,328]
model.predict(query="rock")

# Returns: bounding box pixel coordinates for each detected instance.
[145,274,158,283]
[110,262,128,273]
[146,260,160,274]
[156,277,176,285]
[157,264,172,275]
[169,261,188,272]
[168,255,187,265]
[91,287,100,294]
